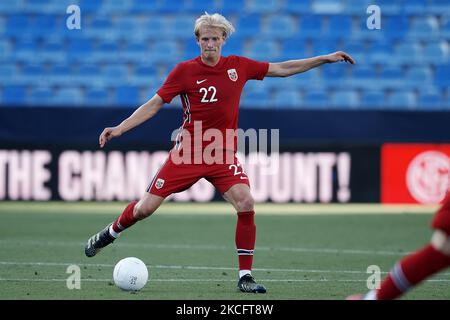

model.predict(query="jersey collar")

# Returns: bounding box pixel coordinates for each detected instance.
[196,56,225,69]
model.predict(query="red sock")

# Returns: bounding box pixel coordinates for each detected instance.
[377,244,450,299]
[112,201,138,233]
[235,211,256,272]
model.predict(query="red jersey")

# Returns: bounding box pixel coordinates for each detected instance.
[157,55,269,161]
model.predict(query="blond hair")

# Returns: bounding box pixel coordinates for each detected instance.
[194,12,235,40]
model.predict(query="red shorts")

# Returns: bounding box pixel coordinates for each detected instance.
[146,153,250,198]
[431,191,450,233]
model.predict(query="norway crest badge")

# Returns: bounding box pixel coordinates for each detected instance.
[155,178,165,189]
[227,68,238,82]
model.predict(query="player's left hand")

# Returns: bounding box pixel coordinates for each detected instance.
[325,51,355,64]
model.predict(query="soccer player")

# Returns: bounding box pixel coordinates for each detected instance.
[348,190,450,300]
[85,12,355,293]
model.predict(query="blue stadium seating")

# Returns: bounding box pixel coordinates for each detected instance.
[236,14,262,38]
[443,20,450,39]
[350,66,377,89]
[386,91,417,109]
[151,41,180,63]
[289,69,321,88]
[344,0,372,15]
[405,66,433,89]
[241,90,270,109]
[378,66,404,89]
[312,0,344,14]
[280,40,307,60]
[361,91,385,109]
[395,42,422,65]
[422,42,448,65]
[83,87,111,107]
[2,85,27,106]
[0,65,17,83]
[408,17,440,40]
[247,0,281,14]
[303,90,329,109]
[272,89,302,109]
[264,15,297,39]
[372,0,402,15]
[246,39,279,61]
[0,0,449,109]
[78,0,104,13]
[101,0,133,14]
[184,0,218,14]
[331,90,360,109]
[445,93,450,107]
[342,41,367,65]
[429,0,450,14]
[419,91,444,109]
[115,86,141,106]
[385,16,409,40]
[169,15,197,39]
[326,15,352,40]
[28,87,54,106]
[39,40,66,64]
[368,42,394,64]
[321,63,349,81]
[282,0,311,14]
[46,64,72,86]
[13,39,38,63]
[218,0,246,14]
[52,87,84,106]
[311,39,338,56]
[403,0,427,15]
[120,42,150,63]
[435,65,450,88]
[298,15,324,39]
[221,37,244,57]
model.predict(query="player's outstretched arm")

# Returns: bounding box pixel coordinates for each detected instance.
[266,51,355,77]
[99,94,164,148]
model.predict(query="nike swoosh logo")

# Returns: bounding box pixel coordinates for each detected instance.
[196,79,207,84]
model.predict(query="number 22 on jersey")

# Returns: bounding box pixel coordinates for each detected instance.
[199,86,218,103]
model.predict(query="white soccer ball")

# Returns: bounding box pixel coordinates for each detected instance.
[113,257,149,291]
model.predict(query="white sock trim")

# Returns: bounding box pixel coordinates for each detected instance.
[364,290,378,300]
[239,270,252,279]
[431,230,450,255]
[109,225,120,239]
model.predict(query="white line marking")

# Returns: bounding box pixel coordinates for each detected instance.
[0,202,438,215]
[2,260,450,276]
[1,278,449,283]
[0,239,411,256]
[0,260,371,274]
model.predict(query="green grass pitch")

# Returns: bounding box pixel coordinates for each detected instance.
[0,201,448,300]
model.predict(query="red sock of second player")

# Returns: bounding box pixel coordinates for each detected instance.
[112,201,138,233]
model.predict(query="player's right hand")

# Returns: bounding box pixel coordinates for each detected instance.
[99,126,122,148]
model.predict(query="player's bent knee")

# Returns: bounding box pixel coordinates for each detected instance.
[235,196,255,212]
[431,230,450,256]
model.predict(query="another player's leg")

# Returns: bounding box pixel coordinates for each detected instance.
[355,230,450,300]
[223,184,266,293]
[348,192,450,300]
[85,193,165,257]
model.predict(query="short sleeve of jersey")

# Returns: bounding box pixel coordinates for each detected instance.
[239,56,269,81]
[157,63,185,104]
